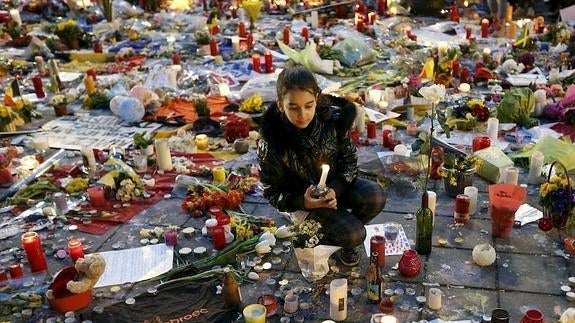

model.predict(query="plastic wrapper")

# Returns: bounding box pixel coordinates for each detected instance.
[144,64,179,90]
[331,37,377,68]
[278,41,335,74]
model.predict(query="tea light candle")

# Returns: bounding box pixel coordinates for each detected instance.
[9,9,21,26]
[318,164,330,188]
[310,10,319,28]
[21,232,48,273]
[504,167,519,185]
[528,151,544,184]
[231,36,241,53]
[195,134,209,150]
[380,316,398,323]
[329,278,348,321]
[243,304,267,323]
[155,139,173,171]
[486,117,499,141]
[568,277,575,286]
[481,18,490,38]
[212,166,226,184]
[428,288,442,310]
[464,186,478,215]
[68,239,85,262]
[393,144,409,157]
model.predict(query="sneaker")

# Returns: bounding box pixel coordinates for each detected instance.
[339,248,360,267]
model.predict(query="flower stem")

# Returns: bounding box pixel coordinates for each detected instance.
[423,103,435,193]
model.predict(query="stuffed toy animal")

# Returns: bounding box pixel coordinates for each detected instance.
[66,254,106,294]
[561,308,575,323]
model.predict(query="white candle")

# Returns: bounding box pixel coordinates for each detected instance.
[504,167,519,185]
[458,83,470,93]
[155,138,173,171]
[80,145,97,170]
[528,151,544,184]
[380,315,398,323]
[318,164,330,188]
[427,191,436,225]
[10,9,21,26]
[534,89,546,116]
[463,186,478,215]
[231,36,240,53]
[329,278,347,321]
[486,117,499,142]
[428,288,442,310]
[310,10,319,28]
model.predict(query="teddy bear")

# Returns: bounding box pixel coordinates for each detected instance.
[66,253,106,294]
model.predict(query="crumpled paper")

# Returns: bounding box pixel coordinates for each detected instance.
[515,203,543,225]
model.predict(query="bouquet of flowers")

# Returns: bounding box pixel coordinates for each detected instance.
[290,219,324,248]
[49,94,68,107]
[447,98,491,131]
[0,103,23,131]
[54,19,81,50]
[539,175,575,230]
[239,95,264,113]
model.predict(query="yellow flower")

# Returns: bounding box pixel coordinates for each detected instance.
[466,99,484,109]
[261,226,277,234]
[540,182,557,198]
[239,95,264,113]
[0,106,10,118]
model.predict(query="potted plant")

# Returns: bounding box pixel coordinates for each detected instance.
[441,153,477,198]
[195,30,210,56]
[133,132,154,156]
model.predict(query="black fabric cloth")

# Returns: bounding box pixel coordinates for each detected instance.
[257,94,358,212]
[89,279,238,323]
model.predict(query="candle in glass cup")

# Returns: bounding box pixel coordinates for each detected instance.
[367,121,376,139]
[283,293,299,316]
[85,75,96,95]
[238,21,246,37]
[21,232,48,273]
[87,186,106,207]
[155,138,173,171]
[252,54,262,73]
[481,18,490,38]
[164,230,178,246]
[246,33,254,50]
[32,75,45,99]
[428,288,442,310]
[86,68,97,81]
[301,27,309,42]
[283,27,290,45]
[486,117,499,141]
[465,26,472,39]
[209,39,219,56]
[195,134,209,150]
[464,186,478,215]
[329,278,348,321]
[264,52,273,73]
[504,167,519,185]
[231,36,241,53]
[212,226,226,250]
[68,239,85,262]
[370,235,385,268]
[528,151,544,184]
[472,136,491,152]
[212,166,227,184]
[356,19,365,33]
[243,304,267,323]
[454,194,470,224]
[8,264,24,279]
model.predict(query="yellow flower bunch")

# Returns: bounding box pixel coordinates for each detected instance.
[56,19,78,32]
[65,177,89,193]
[466,99,484,109]
[540,182,557,198]
[234,222,254,240]
[0,103,24,128]
[239,95,264,113]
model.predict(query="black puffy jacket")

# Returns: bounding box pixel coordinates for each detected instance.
[257,94,358,212]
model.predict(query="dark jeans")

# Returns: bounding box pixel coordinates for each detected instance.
[308,178,386,249]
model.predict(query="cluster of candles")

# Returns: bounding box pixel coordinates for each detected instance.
[204,206,232,250]
[20,232,86,277]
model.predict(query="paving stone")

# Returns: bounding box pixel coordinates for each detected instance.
[494,223,563,255]
[498,253,568,294]
[128,199,190,226]
[422,287,497,321]
[499,290,571,322]
[432,217,492,249]
[425,247,496,289]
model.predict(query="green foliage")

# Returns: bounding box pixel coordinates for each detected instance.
[132,132,154,149]
[195,98,210,117]
[195,30,210,45]
[496,88,538,128]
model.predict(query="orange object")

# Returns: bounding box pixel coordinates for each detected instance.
[49,266,92,313]
[155,96,229,124]
[85,76,95,94]
[565,238,575,254]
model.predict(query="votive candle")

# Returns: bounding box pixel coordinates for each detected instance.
[87,186,106,207]
[8,264,24,279]
[329,278,348,321]
[209,39,219,56]
[155,138,173,171]
[504,167,519,185]
[164,230,178,246]
[481,18,490,38]
[195,134,209,150]
[463,186,478,215]
[309,10,319,28]
[486,117,499,142]
[21,232,48,273]
[212,166,227,183]
[428,288,442,310]
[238,21,246,37]
[301,27,309,42]
[212,226,226,250]
[68,239,85,262]
[283,27,290,45]
[231,36,241,53]
[32,75,45,99]
[527,151,544,184]
[264,52,273,73]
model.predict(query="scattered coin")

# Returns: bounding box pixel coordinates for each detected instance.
[125,298,136,305]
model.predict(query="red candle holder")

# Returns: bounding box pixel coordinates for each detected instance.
[246,33,254,51]
[32,75,45,99]
[367,121,376,139]
[283,27,290,45]
[68,239,85,262]
[450,5,459,22]
[238,22,247,38]
[472,136,491,152]
[356,19,365,33]
[8,264,24,279]
[172,53,181,65]
[465,26,472,40]
[87,186,106,207]
[164,230,178,246]
[398,249,420,277]
[252,54,262,73]
[209,206,224,219]
[382,129,393,148]
[481,19,490,38]
[93,41,103,53]
[454,194,471,224]
[451,60,461,78]
[370,235,385,268]
[21,232,48,273]
[264,52,273,73]
[209,39,219,56]
[211,226,226,250]
[301,27,309,42]
[0,270,8,284]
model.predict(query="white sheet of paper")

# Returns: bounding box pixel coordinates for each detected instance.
[515,203,543,226]
[364,223,411,256]
[94,244,174,288]
[364,107,400,123]
[560,5,575,23]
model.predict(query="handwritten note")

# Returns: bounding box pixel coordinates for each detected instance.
[94,244,174,288]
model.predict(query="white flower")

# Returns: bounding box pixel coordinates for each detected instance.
[418,84,446,104]
[255,240,271,254]
[500,59,524,75]
[140,229,152,239]
[274,225,293,239]
[259,231,276,246]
